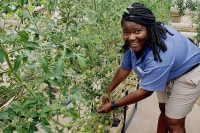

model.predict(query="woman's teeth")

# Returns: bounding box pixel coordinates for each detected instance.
[131,42,137,45]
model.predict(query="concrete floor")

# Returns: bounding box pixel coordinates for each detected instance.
[126,93,200,133]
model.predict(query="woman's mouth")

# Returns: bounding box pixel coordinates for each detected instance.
[130,42,139,47]
[128,41,142,52]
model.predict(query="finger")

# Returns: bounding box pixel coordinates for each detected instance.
[105,99,109,103]
[102,98,108,104]
[97,108,104,113]
[102,100,106,105]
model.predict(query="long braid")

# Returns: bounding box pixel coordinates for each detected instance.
[147,23,168,62]
[121,3,173,62]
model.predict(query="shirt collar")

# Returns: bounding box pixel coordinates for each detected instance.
[131,47,151,65]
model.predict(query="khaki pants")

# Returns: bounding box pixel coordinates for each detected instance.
[157,65,200,119]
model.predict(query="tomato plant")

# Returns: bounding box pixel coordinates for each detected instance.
[172,0,200,43]
[0,0,172,132]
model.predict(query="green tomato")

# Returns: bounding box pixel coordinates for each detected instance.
[97,124,103,129]
[105,120,109,125]
[97,129,102,133]
[80,127,86,132]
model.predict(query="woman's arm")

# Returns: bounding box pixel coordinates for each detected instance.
[101,66,131,105]
[98,88,153,113]
[115,88,153,107]
[105,66,131,96]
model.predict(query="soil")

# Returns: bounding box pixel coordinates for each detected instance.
[111,118,121,127]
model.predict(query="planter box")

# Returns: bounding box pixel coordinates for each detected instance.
[110,115,124,133]
[109,103,137,133]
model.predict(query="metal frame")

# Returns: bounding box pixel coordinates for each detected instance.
[121,79,140,133]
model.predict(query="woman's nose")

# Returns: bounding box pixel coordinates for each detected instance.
[128,33,136,41]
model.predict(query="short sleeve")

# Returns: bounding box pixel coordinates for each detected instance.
[140,65,171,91]
[121,49,132,70]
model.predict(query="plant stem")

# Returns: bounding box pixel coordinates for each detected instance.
[48,116,71,128]
[8,47,26,54]
[0,70,10,74]
[93,0,97,11]
[3,49,35,97]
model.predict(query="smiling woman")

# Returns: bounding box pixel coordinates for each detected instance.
[120,3,173,62]
[122,21,147,53]
[98,2,200,133]
[1,0,198,132]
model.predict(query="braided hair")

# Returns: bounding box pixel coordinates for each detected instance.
[121,3,173,62]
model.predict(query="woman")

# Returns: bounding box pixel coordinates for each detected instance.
[98,2,200,133]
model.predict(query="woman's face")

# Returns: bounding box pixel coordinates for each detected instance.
[122,21,148,52]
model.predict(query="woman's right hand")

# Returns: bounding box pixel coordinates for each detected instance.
[102,94,110,105]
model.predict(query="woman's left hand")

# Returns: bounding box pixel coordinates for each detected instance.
[97,102,112,113]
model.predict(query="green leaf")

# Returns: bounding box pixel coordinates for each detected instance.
[67,108,79,119]
[41,57,50,74]
[12,101,24,112]
[0,112,9,120]
[27,122,38,133]
[26,41,39,50]
[24,111,37,118]
[48,78,61,87]
[18,0,28,7]
[77,55,87,70]
[0,29,6,37]
[18,31,29,43]
[14,55,23,71]
[54,56,63,77]
[29,28,41,35]
[3,126,15,133]
[42,106,51,113]
[68,67,77,75]
[23,99,38,108]
[33,34,39,41]
[40,123,54,133]
[7,107,17,117]
[71,93,84,104]
[61,85,68,96]
[20,0,25,7]
[71,87,81,95]
[65,48,73,58]
[27,64,35,71]
[16,126,27,133]
[38,111,48,118]
[50,103,60,111]
[0,49,5,63]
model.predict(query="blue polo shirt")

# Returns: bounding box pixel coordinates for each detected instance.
[121,26,200,91]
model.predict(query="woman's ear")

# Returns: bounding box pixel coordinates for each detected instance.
[122,35,128,42]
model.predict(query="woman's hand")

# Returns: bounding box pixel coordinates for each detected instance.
[102,94,110,105]
[97,102,112,113]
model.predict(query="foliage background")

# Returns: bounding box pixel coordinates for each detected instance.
[172,0,200,42]
[0,0,184,132]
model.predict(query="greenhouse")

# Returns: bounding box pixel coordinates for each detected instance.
[0,0,200,133]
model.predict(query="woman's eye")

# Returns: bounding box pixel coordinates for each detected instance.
[124,32,130,35]
[135,30,141,34]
